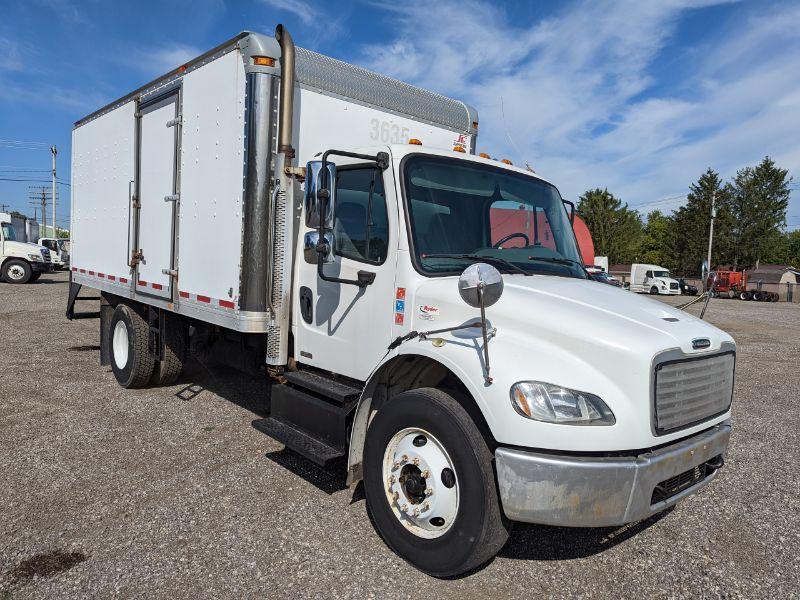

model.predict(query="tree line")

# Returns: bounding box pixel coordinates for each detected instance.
[577,156,797,274]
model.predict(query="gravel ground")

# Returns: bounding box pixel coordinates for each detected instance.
[1,271,799,599]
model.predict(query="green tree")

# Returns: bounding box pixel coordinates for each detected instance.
[671,169,733,275]
[577,188,643,264]
[728,156,791,269]
[638,210,675,268]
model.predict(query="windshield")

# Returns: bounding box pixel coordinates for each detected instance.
[403,155,586,278]
[1,223,17,242]
[653,270,671,278]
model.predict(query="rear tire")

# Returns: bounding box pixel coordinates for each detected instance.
[739,291,750,301]
[363,387,510,577]
[110,303,154,388]
[752,291,764,302]
[2,259,32,284]
[650,286,659,295]
[727,289,736,299]
[150,313,187,386]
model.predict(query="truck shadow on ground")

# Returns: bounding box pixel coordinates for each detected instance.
[497,508,673,562]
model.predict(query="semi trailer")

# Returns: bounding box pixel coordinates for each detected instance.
[68,27,736,577]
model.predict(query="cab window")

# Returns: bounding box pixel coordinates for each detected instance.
[333,167,389,264]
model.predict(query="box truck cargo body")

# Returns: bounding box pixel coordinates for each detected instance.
[68,28,735,577]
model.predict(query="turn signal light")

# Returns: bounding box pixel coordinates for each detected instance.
[479,152,491,159]
[453,146,466,153]
[253,56,276,67]
[501,159,513,165]
[408,138,423,145]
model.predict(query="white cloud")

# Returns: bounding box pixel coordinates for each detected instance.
[0,37,28,72]
[135,43,204,76]
[259,0,317,25]
[357,0,798,216]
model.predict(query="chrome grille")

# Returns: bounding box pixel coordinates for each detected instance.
[670,282,679,290]
[654,352,734,434]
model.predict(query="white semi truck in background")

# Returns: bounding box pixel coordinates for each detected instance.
[630,263,682,295]
[1,212,53,283]
[38,237,70,270]
[68,27,735,576]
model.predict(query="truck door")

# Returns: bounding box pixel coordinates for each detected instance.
[294,161,397,381]
[134,91,179,299]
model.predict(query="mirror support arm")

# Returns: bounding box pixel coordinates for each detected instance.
[477,283,493,384]
[316,149,390,288]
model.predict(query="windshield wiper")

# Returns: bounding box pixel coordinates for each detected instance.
[422,253,531,276]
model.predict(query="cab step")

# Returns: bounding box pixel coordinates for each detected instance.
[252,417,343,467]
[254,380,358,467]
[284,369,362,404]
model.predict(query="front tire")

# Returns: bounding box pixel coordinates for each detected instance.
[110,303,154,388]
[650,286,659,295]
[2,259,32,284]
[363,388,509,577]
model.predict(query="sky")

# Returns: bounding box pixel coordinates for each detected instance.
[1,0,798,232]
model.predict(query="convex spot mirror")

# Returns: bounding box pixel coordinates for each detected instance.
[304,231,333,264]
[305,160,336,229]
[458,263,504,308]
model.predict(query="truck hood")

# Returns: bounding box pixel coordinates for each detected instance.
[4,241,47,254]
[412,274,731,358]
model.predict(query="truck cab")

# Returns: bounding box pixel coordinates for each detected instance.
[68,27,735,577]
[631,263,682,295]
[38,237,70,270]
[1,214,53,283]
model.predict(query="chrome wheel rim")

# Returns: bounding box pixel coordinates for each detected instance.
[7,265,25,280]
[382,427,459,539]
[112,320,129,368]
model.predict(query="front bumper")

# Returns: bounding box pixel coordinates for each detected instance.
[31,262,54,273]
[495,422,730,527]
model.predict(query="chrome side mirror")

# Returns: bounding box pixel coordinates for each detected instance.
[305,160,336,228]
[458,263,504,308]
[458,263,503,383]
[304,231,333,264]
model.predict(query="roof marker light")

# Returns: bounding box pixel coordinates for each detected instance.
[478,152,491,159]
[453,146,466,153]
[501,159,513,165]
[253,56,276,67]
[408,138,423,145]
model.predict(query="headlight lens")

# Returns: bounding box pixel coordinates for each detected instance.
[28,254,43,261]
[510,382,615,425]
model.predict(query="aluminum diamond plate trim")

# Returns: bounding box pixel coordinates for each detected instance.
[295,46,473,134]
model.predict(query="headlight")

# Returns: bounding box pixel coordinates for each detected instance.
[510,382,615,425]
[28,254,43,261]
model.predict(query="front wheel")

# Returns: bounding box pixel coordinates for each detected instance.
[650,286,659,295]
[2,259,32,284]
[363,388,510,577]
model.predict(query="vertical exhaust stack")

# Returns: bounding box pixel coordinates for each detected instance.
[275,24,296,161]
[265,24,296,367]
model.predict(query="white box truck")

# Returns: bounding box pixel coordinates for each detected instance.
[630,263,682,295]
[68,27,735,577]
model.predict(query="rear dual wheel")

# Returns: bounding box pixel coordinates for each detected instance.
[109,304,186,388]
[364,388,509,577]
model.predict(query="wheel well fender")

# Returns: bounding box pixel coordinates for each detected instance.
[346,353,495,486]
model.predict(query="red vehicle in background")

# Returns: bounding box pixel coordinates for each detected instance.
[708,270,779,301]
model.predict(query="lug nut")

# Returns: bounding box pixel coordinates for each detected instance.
[392,461,400,470]
[423,503,430,512]
[425,488,433,496]
[393,491,399,501]
[401,454,408,463]
[421,470,430,479]
[413,508,420,516]
[401,503,408,512]
[413,457,420,466]
[388,475,396,485]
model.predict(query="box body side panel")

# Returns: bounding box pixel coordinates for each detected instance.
[71,101,136,280]
[178,50,247,305]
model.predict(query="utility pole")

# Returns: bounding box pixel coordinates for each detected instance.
[0,203,9,212]
[51,145,58,238]
[705,189,716,290]
[28,186,50,238]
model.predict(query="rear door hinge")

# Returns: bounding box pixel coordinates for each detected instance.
[166,115,182,128]
[164,194,180,202]
[162,268,178,276]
